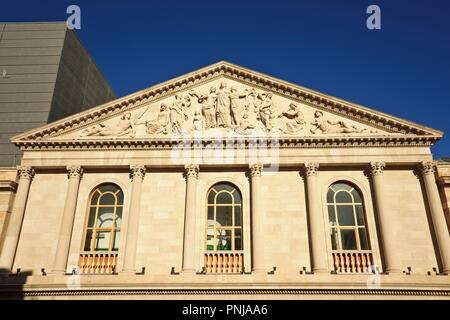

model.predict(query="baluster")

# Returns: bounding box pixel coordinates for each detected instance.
[230,254,235,273]
[361,254,367,273]
[209,254,212,273]
[356,253,362,273]
[213,254,219,272]
[89,254,94,273]
[335,253,340,273]
[344,253,349,273]
[350,253,356,273]
[239,254,243,273]
[333,253,338,273]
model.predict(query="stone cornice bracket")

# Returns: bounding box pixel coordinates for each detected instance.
[420,161,436,176]
[67,165,83,179]
[304,163,319,177]
[370,161,386,176]
[184,164,199,179]
[130,164,146,181]
[17,166,35,181]
[249,163,263,177]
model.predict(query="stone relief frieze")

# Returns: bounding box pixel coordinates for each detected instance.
[76,81,379,139]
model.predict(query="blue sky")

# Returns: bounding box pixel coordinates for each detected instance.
[2,0,449,158]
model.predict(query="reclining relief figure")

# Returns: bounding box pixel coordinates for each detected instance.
[79,112,135,138]
[310,110,366,134]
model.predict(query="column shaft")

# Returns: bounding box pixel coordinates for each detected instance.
[122,165,145,273]
[304,163,328,273]
[421,162,450,273]
[52,166,83,273]
[370,162,402,273]
[250,164,264,273]
[182,164,199,272]
[0,166,34,271]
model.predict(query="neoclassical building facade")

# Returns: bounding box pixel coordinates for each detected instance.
[0,62,449,299]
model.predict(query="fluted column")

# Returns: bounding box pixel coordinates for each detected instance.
[0,166,34,272]
[52,165,83,273]
[182,164,199,273]
[420,161,450,273]
[250,163,265,273]
[304,163,328,273]
[122,164,146,273]
[370,161,402,273]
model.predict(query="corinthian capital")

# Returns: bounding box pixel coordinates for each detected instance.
[249,163,263,177]
[17,166,35,180]
[370,162,385,176]
[184,164,199,179]
[304,163,319,176]
[420,161,436,176]
[67,165,83,179]
[130,164,146,181]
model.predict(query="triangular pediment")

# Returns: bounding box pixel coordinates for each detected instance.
[12,61,442,148]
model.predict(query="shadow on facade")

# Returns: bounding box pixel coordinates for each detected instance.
[0,268,31,300]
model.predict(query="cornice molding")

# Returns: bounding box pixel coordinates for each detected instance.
[13,135,436,151]
[11,62,442,146]
[1,288,449,298]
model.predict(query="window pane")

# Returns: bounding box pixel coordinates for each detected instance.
[234,228,242,250]
[112,231,121,251]
[327,190,334,203]
[355,205,365,226]
[215,183,235,193]
[351,189,362,203]
[332,183,352,192]
[87,207,96,228]
[208,190,216,204]
[216,206,233,227]
[115,207,123,228]
[358,228,369,250]
[97,207,115,228]
[216,229,231,250]
[99,193,116,206]
[100,184,119,193]
[233,191,242,204]
[235,206,242,226]
[328,205,336,226]
[340,229,357,250]
[330,228,338,250]
[206,233,214,250]
[91,190,100,205]
[336,205,355,226]
[83,230,93,251]
[216,191,233,204]
[207,206,214,227]
[116,190,124,205]
[94,231,111,251]
[335,191,353,203]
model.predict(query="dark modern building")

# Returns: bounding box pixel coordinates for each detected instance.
[0,22,116,166]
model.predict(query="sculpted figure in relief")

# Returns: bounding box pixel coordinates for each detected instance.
[310,110,366,134]
[190,87,217,129]
[79,112,135,137]
[256,92,276,132]
[170,94,191,135]
[134,103,170,135]
[229,86,248,126]
[244,88,259,114]
[278,103,306,134]
[216,82,231,128]
[232,113,255,136]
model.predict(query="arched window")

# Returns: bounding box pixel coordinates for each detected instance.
[206,183,242,251]
[82,183,123,252]
[327,182,370,251]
